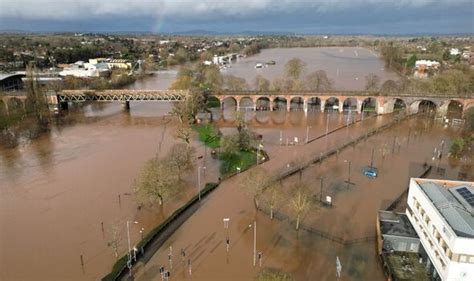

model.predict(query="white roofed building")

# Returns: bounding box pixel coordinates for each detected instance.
[406,178,474,281]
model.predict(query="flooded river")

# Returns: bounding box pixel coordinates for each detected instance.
[0,47,467,281]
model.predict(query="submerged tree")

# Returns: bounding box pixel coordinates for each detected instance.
[24,63,50,133]
[285,58,306,80]
[289,182,311,230]
[305,70,332,91]
[166,143,196,181]
[172,93,205,125]
[254,75,270,91]
[134,158,178,206]
[175,125,192,146]
[240,167,271,210]
[365,73,380,91]
[264,179,282,220]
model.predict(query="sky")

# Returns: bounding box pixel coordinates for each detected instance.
[0,0,473,34]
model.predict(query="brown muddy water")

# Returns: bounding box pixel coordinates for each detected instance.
[126,47,400,91]
[0,47,467,281]
[132,113,472,281]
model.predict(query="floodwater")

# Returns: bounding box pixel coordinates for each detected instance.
[0,47,467,281]
[127,47,400,90]
[132,114,472,281]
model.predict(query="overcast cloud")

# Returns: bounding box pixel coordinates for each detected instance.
[0,0,472,34]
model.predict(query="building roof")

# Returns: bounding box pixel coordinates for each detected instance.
[379,211,419,238]
[0,72,26,81]
[418,180,474,238]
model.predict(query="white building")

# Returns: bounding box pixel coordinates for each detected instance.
[406,178,474,281]
[450,48,461,56]
[59,61,110,78]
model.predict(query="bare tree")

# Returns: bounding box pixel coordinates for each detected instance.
[305,70,333,91]
[365,74,380,91]
[171,93,205,125]
[175,125,192,146]
[380,79,398,95]
[289,182,311,230]
[166,143,196,181]
[134,158,178,206]
[240,167,271,210]
[254,75,270,91]
[285,58,306,80]
[264,179,282,220]
[223,75,248,91]
[107,224,120,259]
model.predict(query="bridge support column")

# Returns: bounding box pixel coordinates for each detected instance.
[59,101,69,111]
[122,101,130,111]
[338,100,344,113]
[320,100,326,112]
[303,99,308,116]
[286,102,291,112]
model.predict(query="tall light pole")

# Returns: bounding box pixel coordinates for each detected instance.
[127,220,139,278]
[306,126,311,144]
[248,221,257,266]
[343,160,353,188]
[198,166,206,201]
[253,221,257,266]
[319,177,324,203]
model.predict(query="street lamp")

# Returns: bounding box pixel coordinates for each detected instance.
[198,166,206,201]
[126,220,139,277]
[248,221,257,266]
[306,126,311,143]
[343,160,354,188]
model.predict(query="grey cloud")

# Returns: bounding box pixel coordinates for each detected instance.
[1,0,470,20]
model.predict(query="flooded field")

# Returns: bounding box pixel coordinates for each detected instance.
[126,47,400,90]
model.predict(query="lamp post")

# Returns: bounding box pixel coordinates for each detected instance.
[248,221,257,266]
[198,166,206,201]
[306,126,311,143]
[343,160,353,188]
[127,220,139,277]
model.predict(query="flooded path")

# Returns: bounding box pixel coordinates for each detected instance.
[132,114,472,281]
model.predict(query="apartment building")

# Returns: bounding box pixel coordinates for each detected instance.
[406,178,474,281]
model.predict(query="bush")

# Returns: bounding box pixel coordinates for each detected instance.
[219,150,256,176]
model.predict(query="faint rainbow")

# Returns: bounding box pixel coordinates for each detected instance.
[151,1,167,34]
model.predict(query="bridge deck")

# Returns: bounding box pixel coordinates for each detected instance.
[51,89,473,105]
[59,90,189,102]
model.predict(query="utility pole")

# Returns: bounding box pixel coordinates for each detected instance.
[319,177,324,203]
[253,221,257,266]
[370,146,375,167]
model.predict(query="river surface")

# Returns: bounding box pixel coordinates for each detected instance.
[127,47,400,90]
[0,47,468,281]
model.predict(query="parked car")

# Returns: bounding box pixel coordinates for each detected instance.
[363,166,378,178]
